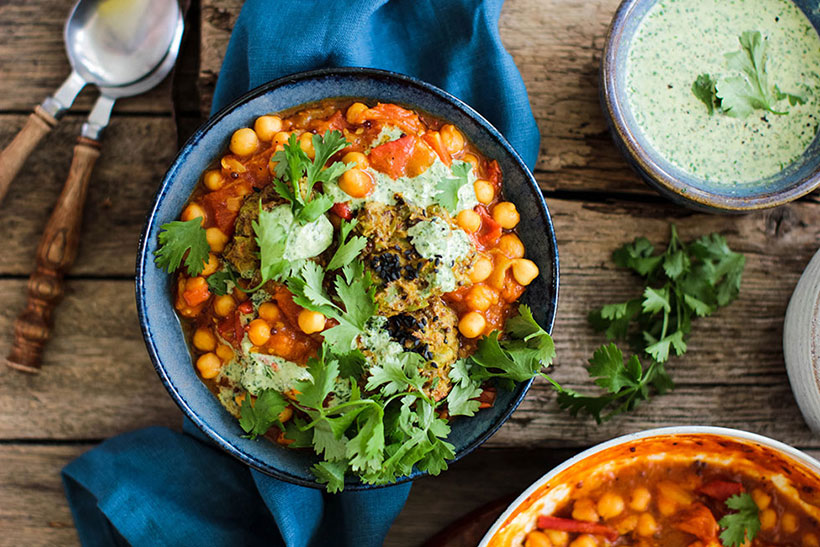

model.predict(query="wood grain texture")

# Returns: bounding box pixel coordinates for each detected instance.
[0,106,58,206]
[0,115,178,277]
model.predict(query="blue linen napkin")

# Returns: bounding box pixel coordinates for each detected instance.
[62,0,540,545]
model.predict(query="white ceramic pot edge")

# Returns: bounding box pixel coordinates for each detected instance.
[478,425,820,547]
[784,248,820,434]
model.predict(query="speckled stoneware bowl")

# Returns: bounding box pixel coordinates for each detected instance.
[136,67,559,489]
[784,248,820,433]
[601,0,820,212]
[480,426,820,546]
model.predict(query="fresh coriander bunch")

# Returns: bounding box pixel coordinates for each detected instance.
[546,225,745,423]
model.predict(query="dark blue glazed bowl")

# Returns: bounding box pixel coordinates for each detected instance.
[601,0,820,212]
[136,68,559,489]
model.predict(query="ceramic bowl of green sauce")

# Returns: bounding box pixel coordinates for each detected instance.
[602,0,820,212]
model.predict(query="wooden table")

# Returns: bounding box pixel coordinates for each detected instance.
[1,0,818,545]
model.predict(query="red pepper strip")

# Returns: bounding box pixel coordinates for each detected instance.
[476,206,502,248]
[536,516,619,542]
[330,201,353,220]
[697,480,743,502]
[232,311,243,348]
[477,387,497,409]
[422,132,451,166]
[369,135,416,179]
[237,300,253,314]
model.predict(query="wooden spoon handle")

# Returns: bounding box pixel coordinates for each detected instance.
[6,137,101,373]
[0,106,58,205]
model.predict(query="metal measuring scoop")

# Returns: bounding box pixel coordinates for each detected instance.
[0,0,182,206]
[5,7,185,373]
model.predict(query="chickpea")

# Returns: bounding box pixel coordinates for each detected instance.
[497,233,525,258]
[470,256,493,283]
[201,253,219,276]
[342,151,369,169]
[462,153,480,170]
[230,127,259,156]
[474,179,495,204]
[629,487,652,512]
[248,319,272,346]
[206,227,229,253]
[465,284,497,312]
[488,255,513,290]
[203,169,225,191]
[273,131,291,146]
[456,209,481,232]
[346,102,369,124]
[458,312,486,338]
[440,124,465,154]
[545,531,569,546]
[658,481,693,506]
[258,302,281,323]
[751,488,771,511]
[569,535,597,547]
[804,533,820,547]
[216,343,234,362]
[597,492,625,519]
[339,168,375,198]
[759,508,777,530]
[492,201,520,229]
[181,203,206,225]
[512,259,539,286]
[572,498,599,523]
[298,309,326,334]
[782,512,798,533]
[525,530,552,547]
[213,294,236,317]
[636,513,658,537]
[615,514,639,534]
[193,327,217,352]
[196,352,222,379]
[254,115,283,141]
[299,132,316,159]
[657,495,677,516]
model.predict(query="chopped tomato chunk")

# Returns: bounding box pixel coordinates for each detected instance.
[237,301,254,314]
[330,201,353,220]
[422,132,452,166]
[698,480,743,502]
[476,206,502,248]
[361,103,424,134]
[674,503,719,541]
[182,281,210,307]
[369,135,416,179]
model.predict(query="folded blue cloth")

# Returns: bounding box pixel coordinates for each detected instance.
[62,0,539,545]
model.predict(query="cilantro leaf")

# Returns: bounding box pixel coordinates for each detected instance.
[238,390,288,439]
[293,347,339,411]
[154,219,210,276]
[547,343,673,424]
[312,460,347,494]
[326,219,368,271]
[469,305,556,382]
[436,162,471,213]
[717,31,789,117]
[445,360,482,417]
[252,202,291,284]
[206,266,237,296]
[775,84,809,106]
[366,352,426,396]
[719,493,760,547]
[692,74,719,115]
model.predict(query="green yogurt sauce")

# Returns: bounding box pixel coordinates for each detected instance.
[626,0,820,183]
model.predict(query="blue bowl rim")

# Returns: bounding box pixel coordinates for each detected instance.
[135,66,560,489]
[601,0,820,212]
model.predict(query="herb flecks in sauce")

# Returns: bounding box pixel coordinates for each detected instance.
[627,0,820,183]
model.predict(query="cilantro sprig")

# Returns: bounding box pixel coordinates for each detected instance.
[435,162,472,213]
[326,219,368,271]
[550,225,744,423]
[154,218,210,276]
[719,493,760,547]
[271,130,351,223]
[693,31,808,118]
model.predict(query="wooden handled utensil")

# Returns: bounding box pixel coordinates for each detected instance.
[5,5,184,373]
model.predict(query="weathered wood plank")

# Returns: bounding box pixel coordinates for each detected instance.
[0,0,188,114]
[0,280,181,440]
[0,114,178,277]
[0,195,817,442]
[0,444,84,547]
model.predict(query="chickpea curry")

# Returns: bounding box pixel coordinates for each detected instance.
[154,100,555,490]
[489,435,820,547]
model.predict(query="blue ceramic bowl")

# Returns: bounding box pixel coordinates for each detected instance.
[136,68,559,489]
[601,0,820,212]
